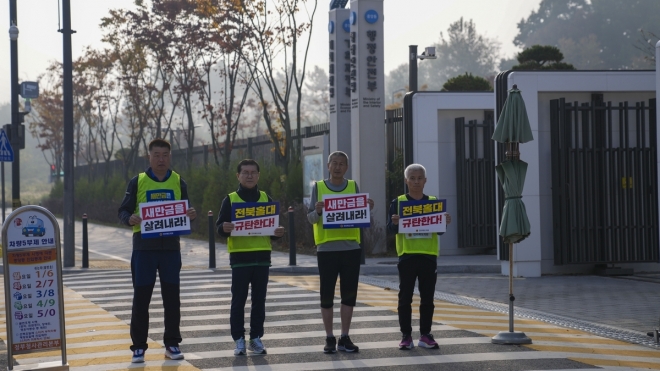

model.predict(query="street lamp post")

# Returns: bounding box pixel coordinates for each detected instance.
[61,0,76,267]
[408,45,437,93]
[9,1,20,209]
[409,45,418,92]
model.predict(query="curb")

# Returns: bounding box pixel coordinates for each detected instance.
[269,264,501,275]
[2,263,500,276]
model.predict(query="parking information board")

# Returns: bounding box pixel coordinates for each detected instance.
[2,205,68,370]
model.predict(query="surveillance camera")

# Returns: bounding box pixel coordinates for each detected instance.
[417,46,437,61]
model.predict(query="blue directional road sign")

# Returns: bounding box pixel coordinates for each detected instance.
[0,129,15,162]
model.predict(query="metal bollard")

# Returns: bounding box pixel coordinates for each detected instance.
[288,206,296,266]
[359,230,365,265]
[208,211,216,269]
[82,213,88,268]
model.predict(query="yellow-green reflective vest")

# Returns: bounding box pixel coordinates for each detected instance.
[395,195,439,257]
[133,171,181,233]
[227,191,272,253]
[313,180,361,244]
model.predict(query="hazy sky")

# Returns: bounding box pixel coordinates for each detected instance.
[0,0,542,105]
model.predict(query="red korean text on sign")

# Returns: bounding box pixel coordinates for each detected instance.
[401,214,443,229]
[324,195,367,211]
[141,201,187,221]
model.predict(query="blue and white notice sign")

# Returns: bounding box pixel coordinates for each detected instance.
[0,129,15,162]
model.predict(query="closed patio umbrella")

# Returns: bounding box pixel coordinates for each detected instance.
[492,87,534,144]
[496,159,531,244]
[491,84,533,345]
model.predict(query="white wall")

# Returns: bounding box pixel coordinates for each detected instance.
[411,92,493,255]
[410,72,659,276]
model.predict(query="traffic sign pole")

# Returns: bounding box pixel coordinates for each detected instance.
[0,129,15,224]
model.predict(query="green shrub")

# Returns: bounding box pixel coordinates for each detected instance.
[43,159,318,250]
[442,73,492,92]
[49,179,64,199]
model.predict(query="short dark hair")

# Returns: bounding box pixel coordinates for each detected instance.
[237,159,260,173]
[148,138,171,151]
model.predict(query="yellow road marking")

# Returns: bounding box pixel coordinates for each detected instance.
[0,278,202,371]
[570,358,660,370]
[270,275,658,370]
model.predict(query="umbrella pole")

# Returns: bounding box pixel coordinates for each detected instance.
[509,242,514,332]
[491,242,532,344]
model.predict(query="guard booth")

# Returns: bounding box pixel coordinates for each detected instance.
[2,205,68,370]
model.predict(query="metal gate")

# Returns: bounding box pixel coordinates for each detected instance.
[550,97,659,264]
[455,111,497,249]
[386,108,405,202]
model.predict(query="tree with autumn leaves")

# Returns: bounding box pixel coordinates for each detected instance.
[29,0,320,178]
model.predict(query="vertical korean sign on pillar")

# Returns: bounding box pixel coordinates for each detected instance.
[2,205,68,370]
[349,0,387,252]
[328,7,352,177]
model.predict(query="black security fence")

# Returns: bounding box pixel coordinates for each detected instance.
[75,123,330,181]
[385,108,405,203]
[550,96,659,265]
[455,112,498,249]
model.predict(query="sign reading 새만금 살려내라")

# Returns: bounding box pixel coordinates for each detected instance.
[322,193,370,229]
[2,205,68,369]
[139,199,191,239]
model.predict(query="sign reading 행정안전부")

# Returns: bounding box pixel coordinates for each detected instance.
[322,193,370,229]
[398,199,447,234]
[139,199,191,239]
[231,202,280,236]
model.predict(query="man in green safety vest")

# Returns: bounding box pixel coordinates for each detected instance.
[118,138,197,363]
[307,151,374,354]
[216,159,285,356]
[387,163,452,351]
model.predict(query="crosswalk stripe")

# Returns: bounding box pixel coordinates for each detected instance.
[204,351,569,371]
[3,270,657,371]
[64,278,235,290]
[186,338,494,359]
[107,301,378,316]
[568,358,660,370]
[77,286,306,301]
[269,275,660,371]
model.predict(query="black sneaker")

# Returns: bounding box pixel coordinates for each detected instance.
[337,335,359,353]
[324,336,337,353]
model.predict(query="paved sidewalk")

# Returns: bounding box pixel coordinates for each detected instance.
[368,273,660,347]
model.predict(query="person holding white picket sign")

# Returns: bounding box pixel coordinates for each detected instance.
[216,159,285,356]
[387,163,452,351]
[118,138,197,363]
[307,151,374,354]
